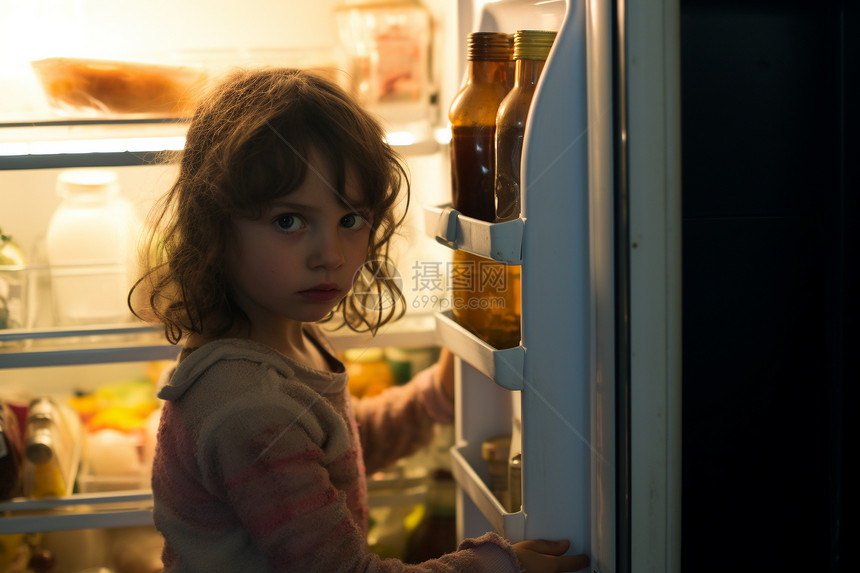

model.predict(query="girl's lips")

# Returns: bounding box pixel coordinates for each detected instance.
[299,284,343,302]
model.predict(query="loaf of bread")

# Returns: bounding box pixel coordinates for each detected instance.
[31,57,209,117]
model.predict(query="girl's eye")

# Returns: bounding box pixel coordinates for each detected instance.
[341,213,369,231]
[274,214,303,232]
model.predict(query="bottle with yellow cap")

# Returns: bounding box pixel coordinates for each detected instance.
[495,30,557,222]
[478,30,557,350]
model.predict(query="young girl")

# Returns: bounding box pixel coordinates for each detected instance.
[132,67,588,573]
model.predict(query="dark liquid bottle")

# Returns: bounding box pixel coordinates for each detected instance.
[490,30,557,349]
[495,30,556,222]
[448,32,515,347]
[1,401,24,501]
[449,32,512,221]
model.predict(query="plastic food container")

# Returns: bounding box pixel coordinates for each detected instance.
[31,57,208,117]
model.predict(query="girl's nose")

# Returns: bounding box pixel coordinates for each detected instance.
[310,229,345,270]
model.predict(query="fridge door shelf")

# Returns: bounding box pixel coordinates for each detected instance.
[423,205,524,264]
[449,445,524,542]
[434,310,524,391]
[0,489,153,534]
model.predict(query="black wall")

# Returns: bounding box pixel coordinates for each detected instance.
[679,0,856,570]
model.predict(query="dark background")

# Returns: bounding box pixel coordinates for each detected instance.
[679,0,856,570]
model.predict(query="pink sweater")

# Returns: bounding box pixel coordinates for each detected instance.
[152,329,521,572]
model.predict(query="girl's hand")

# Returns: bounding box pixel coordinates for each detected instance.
[512,539,590,573]
[436,348,455,402]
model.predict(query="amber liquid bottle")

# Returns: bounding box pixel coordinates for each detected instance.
[448,32,516,347]
[490,30,557,349]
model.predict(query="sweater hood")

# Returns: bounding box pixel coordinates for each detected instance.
[157,332,347,402]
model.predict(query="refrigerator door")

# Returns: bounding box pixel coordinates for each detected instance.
[440,0,617,570]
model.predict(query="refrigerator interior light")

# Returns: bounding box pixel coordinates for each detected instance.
[385,131,417,147]
[0,142,29,156]
[16,136,186,156]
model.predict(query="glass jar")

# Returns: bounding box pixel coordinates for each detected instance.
[45,169,141,325]
[335,0,434,137]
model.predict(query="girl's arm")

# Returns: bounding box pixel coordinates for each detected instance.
[202,395,521,573]
[352,350,455,473]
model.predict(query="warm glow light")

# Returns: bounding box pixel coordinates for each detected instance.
[14,137,187,156]
[127,136,186,152]
[435,127,452,145]
[385,131,416,147]
[0,142,29,156]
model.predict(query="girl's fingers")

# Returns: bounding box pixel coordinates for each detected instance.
[520,539,571,555]
[556,552,590,572]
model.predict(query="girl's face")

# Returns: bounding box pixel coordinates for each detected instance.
[226,149,372,332]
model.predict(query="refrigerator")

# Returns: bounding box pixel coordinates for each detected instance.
[1,0,856,572]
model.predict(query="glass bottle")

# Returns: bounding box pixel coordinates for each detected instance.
[448,32,515,347]
[481,433,511,509]
[448,31,511,222]
[23,398,72,498]
[469,30,556,349]
[495,30,557,222]
[1,401,24,500]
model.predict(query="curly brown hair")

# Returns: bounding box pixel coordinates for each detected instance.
[130,67,409,344]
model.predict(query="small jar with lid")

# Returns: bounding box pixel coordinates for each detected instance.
[481,433,511,509]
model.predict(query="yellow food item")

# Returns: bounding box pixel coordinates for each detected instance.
[86,406,147,433]
[0,229,25,266]
[28,460,66,499]
[345,348,395,398]
[146,360,173,385]
[0,533,26,571]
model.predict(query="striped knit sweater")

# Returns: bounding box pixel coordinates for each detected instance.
[152,328,521,572]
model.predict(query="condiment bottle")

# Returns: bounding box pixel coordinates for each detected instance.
[483,30,557,349]
[481,433,511,509]
[495,30,557,222]
[0,401,24,500]
[448,32,515,347]
[23,398,80,498]
[448,31,511,222]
